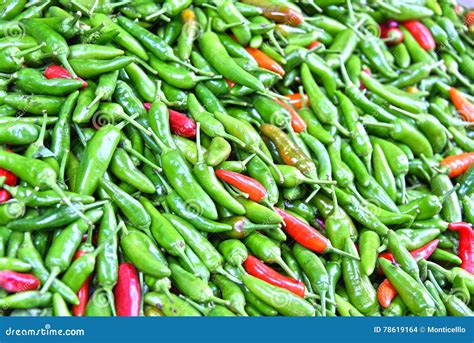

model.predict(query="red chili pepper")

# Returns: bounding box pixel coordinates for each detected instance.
[114,262,141,316]
[402,20,435,50]
[44,65,88,88]
[449,87,474,122]
[169,109,196,138]
[143,102,151,111]
[380,25,404,45]
[225,79,235,88]
[0,189,11,203]
[377,278,397,308]
[72,249,91,316]
[275,207,329,254]
[215,170,268,202]
[306,41,320,50]
[0,168,17,187]
[245,47,285,76]
[0,164,16,204]
[440,152,474,178]
[448,222,474,274]
[0,270,40,292]
[244,255,305,297]
[284,93,308,109]
[274,99,307,132]
[465,11,474,30]
[378,239,439,274]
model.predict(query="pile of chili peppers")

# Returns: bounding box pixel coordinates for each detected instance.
[0,0,473,317]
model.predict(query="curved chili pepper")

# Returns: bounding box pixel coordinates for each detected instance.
[114,262,141,317]
[377,278,398,308]
[402,20,435,50]
[0,270,40,292]
[215,170,267,203]
[44,65,88,88]
[72,249,92,317]
[275,208,357,260]
[168,109,196,139]
[273,99,306,133]
[440,153,474,178]
[284,93,308,109]
[244,255,305,297]
[449,87,474,122]
[245,47,285,76]
[448,222,474,274]
[378,239,439,274]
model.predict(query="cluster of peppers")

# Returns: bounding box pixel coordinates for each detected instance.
[0,0,473,317]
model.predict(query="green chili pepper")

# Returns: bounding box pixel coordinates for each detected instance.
[120,225,170,278]
[293,243,329,315]
[242,273,315,316]
[144,292,201,317]
[359,230,380,276]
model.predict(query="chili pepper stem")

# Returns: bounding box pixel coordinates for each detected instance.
[122,144,162,171]
[171,57,213,76]
[58,151,69,190]
[102,287,117,316]
[145,9,167,22]
[50,183,92,225]
[40,267,60,294]
[58,55,77,79]
[210,295,231,307]
[134,58,158,76]
[275,256,300,281]
[267,31,285,56]
[216,267,242,285]
[327,246,360,260]
[14,43,46,58]
[253,149,284,184]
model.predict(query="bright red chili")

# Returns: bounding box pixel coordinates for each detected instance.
[448,222,473,274]
[274,99,307,132]
[275,207,329,254]
[245,47,285,76]
[378,239,439,274]
[440,152,474,178]
[450,87,474,122]
[114,262,141,316]
[225,79,235,88]
[306,41,320,50]
[0,189,11,203]
[0,166,16,204]
[465,11,474,30]
[215,170,268,202]
[169,109,196,138]
[144,102,151,111]
[244,255,305,297]
[72,250,91,316]
[44,65,88,88]
[0,168,17,187]
[377,278,397,308]
[284,93,308,109]
[380,25,404,45]
[0,270,40,292]
[402,20,435,50]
